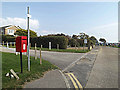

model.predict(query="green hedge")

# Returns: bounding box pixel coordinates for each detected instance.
[2,35,15,42]
[30,36,68,49]
[2,35,68,49]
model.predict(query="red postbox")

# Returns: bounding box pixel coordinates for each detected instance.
[16,36,27,52]
[16,36,27,73]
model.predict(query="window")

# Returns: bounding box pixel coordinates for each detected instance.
[8,29,14,35]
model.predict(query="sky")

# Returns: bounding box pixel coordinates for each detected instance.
[0,2,118,43]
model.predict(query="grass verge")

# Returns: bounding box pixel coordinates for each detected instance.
[30,47,89,53]
[2,52,58,89]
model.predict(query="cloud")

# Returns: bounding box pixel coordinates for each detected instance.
[84,23,118,43]
[38,30,56,35]
[0,17,40,32]
[0,17,64,36]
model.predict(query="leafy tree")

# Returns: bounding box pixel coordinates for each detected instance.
[99,38,106,43]
[72,35,78,39]
[78,32,89,39]
[77,33,89,46]
[68,38,79,47]
[89,36,98,44]
[77,39,83,46]
[47,33,71,40]
[48,33,66,36]
[15,29,37,37]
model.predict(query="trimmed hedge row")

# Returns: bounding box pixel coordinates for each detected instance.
[2,35,15,42]
[30,36,68,49]
[2,35,68,49]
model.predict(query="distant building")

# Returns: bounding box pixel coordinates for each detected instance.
[0,25,20,36]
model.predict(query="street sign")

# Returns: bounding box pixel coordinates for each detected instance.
[27,14,31,18]
[84,39,87,44]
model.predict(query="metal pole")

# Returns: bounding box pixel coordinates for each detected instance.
[83,39,84,51]
[27,7,30,71]
[20,52,23,73]
[40,48,42,64]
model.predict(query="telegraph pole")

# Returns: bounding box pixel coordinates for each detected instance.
[27,7,30,71]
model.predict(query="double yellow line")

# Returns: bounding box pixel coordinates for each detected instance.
[66,73,83,90]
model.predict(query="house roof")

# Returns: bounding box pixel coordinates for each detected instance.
[0,25,21,30]
[0,25,12,29]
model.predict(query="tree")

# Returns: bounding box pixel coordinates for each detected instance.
[78,33,89,46]
[72,35,78,39]
[78,32,89,39]
[99,38,106,43]
[68,38,79,47]
[89,36,98,44]
[15,29,37,37]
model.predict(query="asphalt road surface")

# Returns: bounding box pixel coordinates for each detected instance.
[30,50,85,70]
[0,46,118,89]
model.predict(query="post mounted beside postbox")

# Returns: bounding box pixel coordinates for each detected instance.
[16,36,27,52]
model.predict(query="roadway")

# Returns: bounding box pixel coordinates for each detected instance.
[0,46,118,89]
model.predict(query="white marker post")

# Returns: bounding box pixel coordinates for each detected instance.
[49,42,51,50]
[35,43,37,60]
[57,44,59,49]
[41,45,42,49]
[10,69,19,80]
[3,41,4,46]
[14,42,15,47]
[7,42,9,48]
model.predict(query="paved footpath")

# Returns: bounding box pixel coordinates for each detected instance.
[24,69,67,88]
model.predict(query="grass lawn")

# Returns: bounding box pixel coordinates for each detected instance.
[2,52,58,89]
[30,47,89,53]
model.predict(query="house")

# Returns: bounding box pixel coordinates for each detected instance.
[0,25,20,36]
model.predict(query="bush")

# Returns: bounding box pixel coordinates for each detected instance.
[30,36,68,49]
[2,35,15,42]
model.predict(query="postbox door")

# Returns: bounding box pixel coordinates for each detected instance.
[16,37,21,52]
[21,40,27,52]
